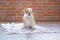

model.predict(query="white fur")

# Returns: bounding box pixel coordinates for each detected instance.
[23,8,35,29]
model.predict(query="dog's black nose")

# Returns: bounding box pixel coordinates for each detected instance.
[29,13,30,14]
[28,13,31,16]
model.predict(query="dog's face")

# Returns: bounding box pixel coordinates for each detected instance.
[26,10,31,16]
[23,8,32,16]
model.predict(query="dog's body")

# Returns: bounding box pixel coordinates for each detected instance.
[23,8,35,29]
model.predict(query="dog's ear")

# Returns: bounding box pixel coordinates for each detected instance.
[23,8,26,13]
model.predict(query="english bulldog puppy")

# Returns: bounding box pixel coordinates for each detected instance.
[23,8,35,29]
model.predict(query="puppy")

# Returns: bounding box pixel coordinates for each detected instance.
[23,8,35,29]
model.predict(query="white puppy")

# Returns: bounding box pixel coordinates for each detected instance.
[23,8,35,29]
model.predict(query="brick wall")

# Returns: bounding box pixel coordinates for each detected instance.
[0,0,60,21]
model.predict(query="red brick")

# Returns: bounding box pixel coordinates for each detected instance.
[6,8,16,10]
[6,13,16,16]
[6,0,26,2]
[0,16,3,20]
[13,16,23,21]
[26,0,36,2]
[0,0,60,21]
[3,16,13,21]
[1,5,11,8]
[53,2,60,5]
[48,0,58,2]
[0,13,6,16]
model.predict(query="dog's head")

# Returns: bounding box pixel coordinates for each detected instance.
[23,8,32,15]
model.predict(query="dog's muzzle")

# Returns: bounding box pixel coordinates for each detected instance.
[28,13,31,16]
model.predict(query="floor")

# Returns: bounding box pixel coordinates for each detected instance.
[0,21,60,40]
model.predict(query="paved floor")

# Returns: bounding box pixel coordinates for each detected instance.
[0,21,60,40]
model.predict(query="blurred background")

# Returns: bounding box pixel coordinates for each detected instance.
[0,0,60,22]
